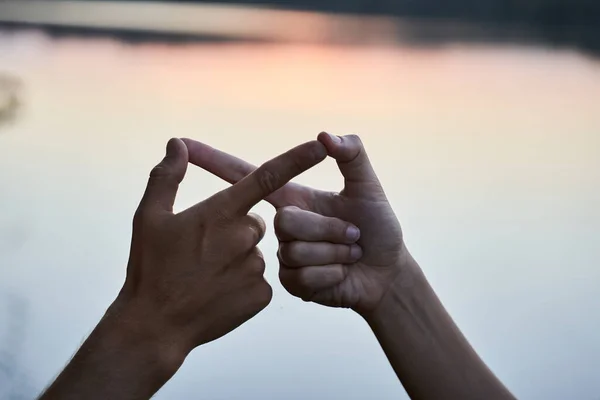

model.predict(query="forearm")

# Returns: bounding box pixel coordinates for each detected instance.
[365,257,514,400]
[39,296,186,400]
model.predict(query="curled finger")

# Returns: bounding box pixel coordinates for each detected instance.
[224,214,266,258]
[279,265,347,301]
[278,241,362,268]
[275,206,360,243]
[238,247,266,276]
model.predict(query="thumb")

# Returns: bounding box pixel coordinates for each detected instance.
[317,132,385,200]
[140,138,189,213]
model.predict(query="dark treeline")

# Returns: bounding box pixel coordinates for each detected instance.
[5,1,599,55]
[104,0,599,26]
[83,0,600,54]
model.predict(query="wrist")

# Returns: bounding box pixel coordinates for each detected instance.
[39,293,190,400]
[360,249,427,326]
[103,293,190,377]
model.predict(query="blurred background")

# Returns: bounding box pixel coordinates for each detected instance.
[0,1,599,399]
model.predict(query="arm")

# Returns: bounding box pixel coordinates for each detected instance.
[38,138,327,400]
[364,253,514,400]
[272,133,514,399]
[182,133,516,399]
[38,298,183,400]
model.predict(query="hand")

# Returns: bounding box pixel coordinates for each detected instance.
[185,133,413,317]
[118,137,327,365]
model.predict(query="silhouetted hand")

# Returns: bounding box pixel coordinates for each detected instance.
[41,135,514,400]
[185,133,409,317]
[120,137,327,360]
[38,138,327,400]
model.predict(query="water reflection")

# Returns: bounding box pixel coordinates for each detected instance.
[0,20,599,400]
[0,291,34,400]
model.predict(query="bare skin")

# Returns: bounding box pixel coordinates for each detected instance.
[38,138,327,400]
[185,132,516,400]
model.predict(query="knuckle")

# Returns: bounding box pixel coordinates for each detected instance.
[248,221,264,245]
[280,268,306,290]
[296,271,315,302]
[341,245,354,260]
[277,242,301,266]
[321,265,345,284]
[239,229,259,250]
[296,269,311,287]
[149,162,171,179]
[342,134,365,162]
[278,268,290,287]
[252,282,273,309]
[324,218,343,238]
[274,206,298,233]
[288,153,305,175]
[276,243,287,264]
[212,206,235,224]
[278,269,311,302]
[256,168,280,195]
[278,269,298,295]
[250,252,266,275]
[273,211,285,234]
[225,222,259,253]
[132,206,166,236]
[248,212,266,230]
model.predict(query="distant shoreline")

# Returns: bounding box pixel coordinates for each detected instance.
[0,21,268,45]
[0,0,598,56]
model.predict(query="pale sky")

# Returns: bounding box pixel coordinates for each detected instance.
[0,25,599,400]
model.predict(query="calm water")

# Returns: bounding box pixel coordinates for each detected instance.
[1,24,599,400]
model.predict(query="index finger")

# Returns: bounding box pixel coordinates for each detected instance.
[222,140,326,215]
[183,138,298,208]
[183,138,256,185]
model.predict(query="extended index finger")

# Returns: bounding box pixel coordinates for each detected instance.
[223,140,327,215]
[183,138,289,207]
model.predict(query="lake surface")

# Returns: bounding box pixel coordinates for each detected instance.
[0,11,599,400]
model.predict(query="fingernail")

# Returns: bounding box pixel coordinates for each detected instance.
[346,226,360,241]
[326,132,341,144]
[350,245,363,260]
